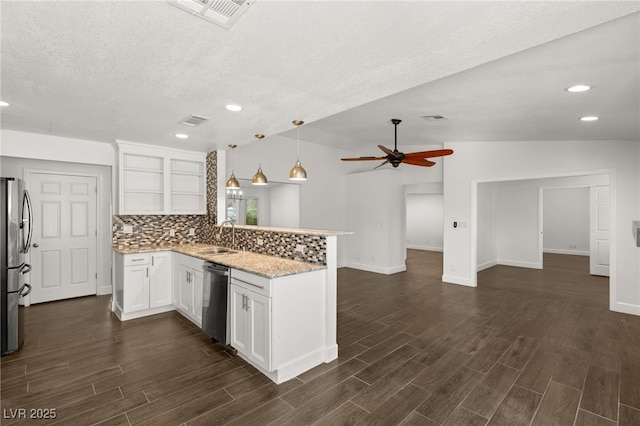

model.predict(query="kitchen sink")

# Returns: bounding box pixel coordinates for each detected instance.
[198,247,236,255]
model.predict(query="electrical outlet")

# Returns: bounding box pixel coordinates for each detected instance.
[169,229,176,237]
[295,244,306,253]
[189,228,196,236]
[569,244,577,249]
[123,225,133,234]
[257,238,264,246]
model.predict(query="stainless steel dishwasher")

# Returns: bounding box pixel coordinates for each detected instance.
[202,262,230,344]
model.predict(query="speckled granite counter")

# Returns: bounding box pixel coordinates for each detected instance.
[113,243,325,278]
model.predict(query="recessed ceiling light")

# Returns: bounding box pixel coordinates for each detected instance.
[0,101,9,107]
[225,104,242,112]
[566,84,591,93]
[175,133,189,139]
[580,116,599,122]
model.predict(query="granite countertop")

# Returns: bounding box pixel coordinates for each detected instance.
[113,243,326,278]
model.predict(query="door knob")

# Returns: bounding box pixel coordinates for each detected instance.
[32,243,39,248]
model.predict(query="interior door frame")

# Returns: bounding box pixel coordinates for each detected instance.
[538,184,601,271]
[470,168,616,310]
[22,168,108,306]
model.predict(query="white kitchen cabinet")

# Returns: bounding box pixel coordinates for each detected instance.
[229,267,328,384]
[230,282,272,371]
[116,141,206,215]
[149,252,172,308]
[113,251,174,320]
[172,253,205,327]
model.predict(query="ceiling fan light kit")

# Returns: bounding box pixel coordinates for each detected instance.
[341,118,453,169]
[289,120,308,181]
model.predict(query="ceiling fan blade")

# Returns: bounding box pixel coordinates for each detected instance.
[341,156,387,161]
[404,149,454,159]
[374,159,389,169]
[378,145,400,159]
[402,158,436,167]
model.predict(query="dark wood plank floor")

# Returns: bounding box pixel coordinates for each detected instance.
[2,251,639,425]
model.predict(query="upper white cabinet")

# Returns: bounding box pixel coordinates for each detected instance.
[116,141,206,215]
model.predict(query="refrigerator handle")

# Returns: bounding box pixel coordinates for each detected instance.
[19,283,32,297]
[23,189,34,253]
[21,263,32,274]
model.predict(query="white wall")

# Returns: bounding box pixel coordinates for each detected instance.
[1,129,115,167]
[543,187,590,255]
[345,169,406,274]
[443,139,640,316]
[270,184,299,228]
[406,194,444,251]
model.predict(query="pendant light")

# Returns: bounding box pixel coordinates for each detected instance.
[225,144,240,189]
[251,134,268,186]
[289,120,307,181]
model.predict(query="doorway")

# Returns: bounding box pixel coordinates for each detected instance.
[474,173,612,306]
[27,171,98,303]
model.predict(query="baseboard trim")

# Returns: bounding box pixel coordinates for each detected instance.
[343,261,407,275]
[497,259,542,269]
[406,245,443,252]
[442,274,475,287]
[611,301,640,316]
[543,248,589,256]
[477,260,497,272]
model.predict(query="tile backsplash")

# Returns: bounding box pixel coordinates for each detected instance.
[112,215,205,247]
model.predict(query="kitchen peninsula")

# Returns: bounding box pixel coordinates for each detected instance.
[112,226,350,384]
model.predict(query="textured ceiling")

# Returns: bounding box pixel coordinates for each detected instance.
[1,1,639,154]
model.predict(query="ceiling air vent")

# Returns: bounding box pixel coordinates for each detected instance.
[169,0,255,29]
[179,115,210,127]
[422,115,448,121]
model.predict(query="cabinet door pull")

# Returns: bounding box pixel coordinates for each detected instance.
[152,256,154,266]
[146,267,149,278]
[131,258,145,262]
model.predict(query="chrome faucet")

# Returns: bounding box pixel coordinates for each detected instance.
[219,220,235,248]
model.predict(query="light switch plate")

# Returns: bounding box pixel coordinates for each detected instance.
[169,229,176,237]
[295,244,306,253]
[189,228,196,236]
[123,225,133,234]
[257,238,264,246]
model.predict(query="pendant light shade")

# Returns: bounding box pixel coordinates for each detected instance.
[252,134,268,185]
[226,172,240,189]
[289,120,307,181]
[225,144,240,189]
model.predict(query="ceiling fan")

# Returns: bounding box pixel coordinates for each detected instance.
[341,119,453,168]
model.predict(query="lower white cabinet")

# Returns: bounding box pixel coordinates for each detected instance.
[113,251,173,320]
[229,267,328,384]
[172,253,204,327]
[230,282,272,371]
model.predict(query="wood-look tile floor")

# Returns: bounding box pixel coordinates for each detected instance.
[2,251,640,425]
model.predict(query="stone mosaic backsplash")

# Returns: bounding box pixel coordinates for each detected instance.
[112,215,205,247]
[205,226,327,264]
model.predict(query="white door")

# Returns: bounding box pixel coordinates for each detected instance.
[590,185,610,277]
[29,173,98,303]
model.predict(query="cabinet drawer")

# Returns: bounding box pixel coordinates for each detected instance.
[124,253,150,266]
[231,269,271,297]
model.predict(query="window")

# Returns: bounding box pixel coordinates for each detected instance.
[246,197,259,226]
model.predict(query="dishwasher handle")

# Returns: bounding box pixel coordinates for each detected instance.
[203,262,229,275]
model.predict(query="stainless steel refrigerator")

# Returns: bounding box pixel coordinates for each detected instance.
[1,177,33,355]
